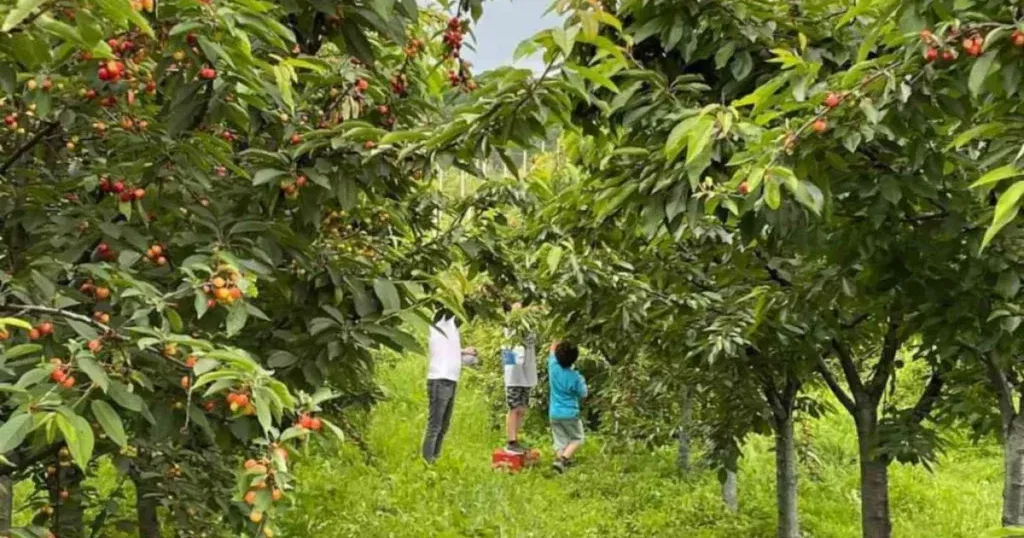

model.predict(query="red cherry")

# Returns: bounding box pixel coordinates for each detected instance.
[120,192,133,202]
[1014,30,1024,48]
[112,180,125,193]
[290,133,302,145]
[812,118,828,133]
[98,67,111,81]
[199,67,217,80]
[355,79,369,92]
[823,92,841,108]
[924,47,939,62]
[295,175,307,187]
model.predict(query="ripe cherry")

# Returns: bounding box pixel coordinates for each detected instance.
[363,140,377,150]
[38,322,53,336]
[1014,30,1024,48]
[823,92,841,108]
[120,192,133,202]
[112,180,125,193]
[180,376,191,389]
[942,49,956,61]
[290,133,302,145]
[295,175,307,187]
[199,67,217,80]
[133,188,145,200]
[355,79,369,92]
[738,182,750,195]
[62,376,76,389]
[88,339,102,352]
[51,369,67,383]
[812,118,828,133]
[377,105,390,115]
[919,29,933,41]
[94,287,111,300]
[924,47,938,62]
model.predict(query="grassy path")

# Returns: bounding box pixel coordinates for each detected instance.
[279,357,1004,537]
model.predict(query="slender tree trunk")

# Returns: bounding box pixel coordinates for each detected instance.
[722,469,738,513]
[773,413,799,538]
[0,473,12,534]
[677,386,693,474]
[1003,412,1024,528]
[132,469,162,538]
[51,465,85,538]
[855,413,890,538]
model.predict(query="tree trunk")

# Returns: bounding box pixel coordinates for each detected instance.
[677,387,693,474]
[722,469,738,513]
[0,474,12,534]
[773,414,799,538]
[131,467,162,538]
[1003,412,1024,528]
[856,415,890,538]
[51,465,85,538]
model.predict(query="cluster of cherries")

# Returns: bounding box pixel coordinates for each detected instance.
[98,177,146,203]
[443,16,465,58]
[921,27,1024,63]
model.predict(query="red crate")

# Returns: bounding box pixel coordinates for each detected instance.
[491,448,541,472]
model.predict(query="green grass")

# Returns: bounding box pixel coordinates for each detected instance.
[279,356,1006,538]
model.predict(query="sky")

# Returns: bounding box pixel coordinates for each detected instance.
[458,0,562,72]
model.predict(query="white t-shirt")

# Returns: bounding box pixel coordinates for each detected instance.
[428,316,462,381]
[503,331,537,388]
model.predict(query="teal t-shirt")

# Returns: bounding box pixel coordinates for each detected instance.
[548,354,588,420]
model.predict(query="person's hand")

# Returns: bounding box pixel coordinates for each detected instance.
[463,347,477,356]
[549,341,558,353]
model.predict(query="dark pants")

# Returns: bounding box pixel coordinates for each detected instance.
[422,379,457,463]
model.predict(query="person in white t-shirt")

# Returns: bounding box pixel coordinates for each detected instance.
[502,302,538,455]
[421,309,475,463]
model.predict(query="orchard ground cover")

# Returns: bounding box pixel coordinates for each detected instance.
[279,352,1003,538]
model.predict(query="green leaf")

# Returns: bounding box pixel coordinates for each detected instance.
[31,270,55,301]
[948,123,1005,150]
[566,63,619,93]
[77,358,109,392]
[982,181,1024,250]
[2,343,41,360]
[686,115,716,166]
[267,351,297,368]
[225,304,249,337]
[253,168,288,186]
[90,400,127,447]
[195,291,209,320]
[969,51,998,97]
[253,387,274,433]
[972,164,1023,189]
[67,319,99,340]
[272,64,294,111]
[665,116,699,162]
[108,381,144,412]
[2,0,47,32]
[765,179,781,210]
[0,413,35,454]
[373,279,400,313]
[56,409,94,469]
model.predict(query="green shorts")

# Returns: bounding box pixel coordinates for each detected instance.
[550,418,584,452]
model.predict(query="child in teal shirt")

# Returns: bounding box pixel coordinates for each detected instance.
[548,341,587,472]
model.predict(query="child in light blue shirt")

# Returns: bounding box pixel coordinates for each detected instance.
[547,341,587,472]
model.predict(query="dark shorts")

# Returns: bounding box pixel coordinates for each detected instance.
[506,386,531,409]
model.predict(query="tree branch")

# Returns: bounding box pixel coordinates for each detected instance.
[830,337,865,398]
[907,372,944,425]
[0,121,61,175]
[815,353,856,413]
[867,314,902,400]
[983,353,1016,432]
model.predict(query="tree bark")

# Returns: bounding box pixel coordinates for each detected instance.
[722,469,738,513]
[856,414,891,538]
[132,469,162,538]
[773,413,799,538]
[0,474,12,534]
[51,465,85,538]
[1004,410,1024,528]
[677,386,693,474]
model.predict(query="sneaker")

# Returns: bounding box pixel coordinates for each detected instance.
[505,441,526,454]
[552,458,566,473]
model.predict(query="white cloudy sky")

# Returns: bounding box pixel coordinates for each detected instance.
[432,0,562,72]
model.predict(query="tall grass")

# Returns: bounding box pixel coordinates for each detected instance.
[279,355,1004,537]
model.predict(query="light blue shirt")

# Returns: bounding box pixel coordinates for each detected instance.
[548,354,587,420]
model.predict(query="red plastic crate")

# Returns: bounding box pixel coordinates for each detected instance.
[491,448,541,472]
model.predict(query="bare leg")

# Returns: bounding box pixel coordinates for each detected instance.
[505,408,519,443]
[561,441,581,461]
